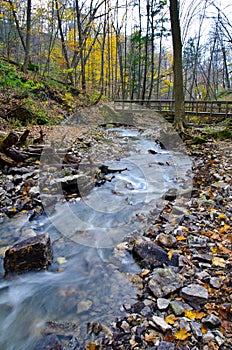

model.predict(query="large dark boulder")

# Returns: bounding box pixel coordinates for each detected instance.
[4,233,53,275]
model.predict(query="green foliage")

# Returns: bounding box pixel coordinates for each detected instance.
[0,60,22,91]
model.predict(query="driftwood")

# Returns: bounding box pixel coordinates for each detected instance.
[1,131,19,149]
[16,129,30,147]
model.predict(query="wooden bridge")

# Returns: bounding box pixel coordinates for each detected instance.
[114,99,232,118]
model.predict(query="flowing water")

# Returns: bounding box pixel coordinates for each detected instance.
[0,127,192,349]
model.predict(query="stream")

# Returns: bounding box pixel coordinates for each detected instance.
[0,127,192,349]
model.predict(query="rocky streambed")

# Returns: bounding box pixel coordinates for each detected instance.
[0,108,231,350]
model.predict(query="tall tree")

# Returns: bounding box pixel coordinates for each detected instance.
[22,0,32,73]
[169,0,186,131]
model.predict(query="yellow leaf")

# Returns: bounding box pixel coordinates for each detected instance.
[168,250,175,260]
[10,208,17,212]
[176,235,186,241]
[87,343,97,350]
[165,314,177,325]
[219,225,230,234]
[174,328,191,340]
[57,257,68,264]
[184,310,197,320]
[218,213,226,219]
[212,257,226,267]
[210,246,218,254]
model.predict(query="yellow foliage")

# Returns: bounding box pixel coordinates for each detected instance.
[165,314,177,325]
[174,328,191,340]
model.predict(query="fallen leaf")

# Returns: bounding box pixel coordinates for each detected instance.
[87,343,98,350]
[212,257,226,267]
[165,314,177,325]
[218,213,226,219]
[145,330,156,342]
[219,224,230,234]
[57,257,68,264]
[174,328,191,340]
[168,250,175,260]
[207,341,219,350]
[201,325,208,334]
[163,333,175,342]
[195,311,206,320]
[184,310,197,320]
[210,246,218,254]
[176,235,186,241]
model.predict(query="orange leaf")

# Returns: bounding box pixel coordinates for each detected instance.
[168,250,175,260]
[201,325,208,334]
[219,225,230,234]
[145,330,156,342]
[195,311,206,320]
[174,328,191,340]
[176,235,186,241]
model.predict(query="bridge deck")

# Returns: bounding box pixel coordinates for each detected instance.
[114,99,232,118]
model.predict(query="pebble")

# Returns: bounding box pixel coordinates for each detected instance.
[148,267,183,298]
[202,314,221,328]
[157,298,170,310]
[150,315,172,333]
[76,299,92,314]
[180,284,208,305]
[170,300,185,316]
[157,341,175,350]
[190,321,202,340]
[156,233,177,248]
[210,277,222,289]
[202,331,215,343]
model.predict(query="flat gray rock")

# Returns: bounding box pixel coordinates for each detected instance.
[148,267,183,298]
[180,284,208,305]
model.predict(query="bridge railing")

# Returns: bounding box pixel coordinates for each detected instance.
[114,99,232,117]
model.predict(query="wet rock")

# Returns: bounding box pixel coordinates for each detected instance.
[157,298,170,310]
[209,277,222,289]
[202,330,215,343]
[157,341,175,350]
[180,284,208,305]
[77,299,92,314]
[156,233,177,248]
[132,237,178,268]
[170,300,186,316]
[202,314,221,328]
[190,321,202,340]
[150,315,172,333]
[192,253,212,263]
[179,318,191,332]
[4,233,53,274]
[33,334,63,350]
[187,235,208,248]
[148,267,183,298]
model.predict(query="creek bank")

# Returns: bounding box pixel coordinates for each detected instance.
[0,120,231,349]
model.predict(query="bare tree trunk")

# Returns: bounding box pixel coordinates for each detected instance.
[22,0,32,73]
[169,0,186,131]
[55,0,74,85]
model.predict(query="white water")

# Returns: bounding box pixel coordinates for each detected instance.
[0,128,192,349]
